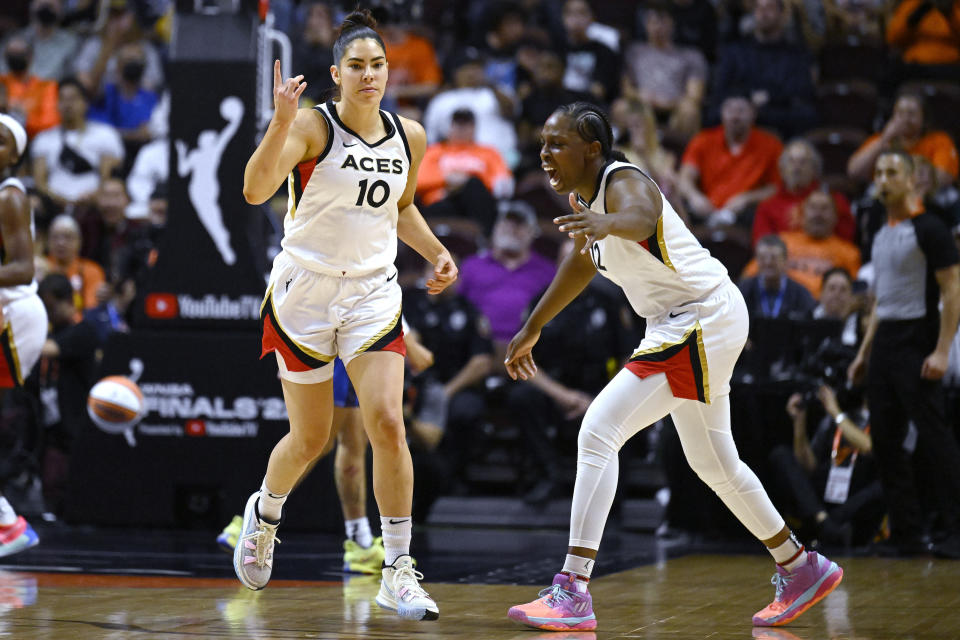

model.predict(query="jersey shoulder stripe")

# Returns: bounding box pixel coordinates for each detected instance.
[390,112,411,163]
[289,107,334,219]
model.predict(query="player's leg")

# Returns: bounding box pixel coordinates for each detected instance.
[508,370,681,631]
[336,403,385,573]
[234,372,335,590]
[347,350,437,621]
[0,295,48,557]
[670,396,843,626]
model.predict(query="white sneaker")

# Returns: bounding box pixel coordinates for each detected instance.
[233,492,281,590]
[375,554,439,620]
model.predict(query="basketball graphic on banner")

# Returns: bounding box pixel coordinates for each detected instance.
[87,376,147,434]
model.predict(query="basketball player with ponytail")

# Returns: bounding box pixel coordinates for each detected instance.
[504,103,843,631]
[238,10,455,621]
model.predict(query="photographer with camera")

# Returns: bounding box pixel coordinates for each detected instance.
[849,150,960,558]
[769,383,883,548]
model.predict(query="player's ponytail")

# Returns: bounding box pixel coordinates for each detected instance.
[332,9,385,66]
[555,102,628,162]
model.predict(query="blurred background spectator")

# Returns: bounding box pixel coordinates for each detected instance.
[742,190,861,297]
[1,0,80,82]
[753,139,855,247]
[292,1,335,106]
[418,108,513,234]
[41,214,106,311]
[73,0,164,96]
[423,47,519,168]
[709,0,818,138]
[623,1,706,142]
[558,0,621,106]
[739,234,816,320]
[0,37,60,137]
[31,77,123,209]
[679,95,782,227]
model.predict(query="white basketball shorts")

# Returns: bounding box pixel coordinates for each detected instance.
[624,281,748,404]
[260,251,405,384]
[0,294,48,388]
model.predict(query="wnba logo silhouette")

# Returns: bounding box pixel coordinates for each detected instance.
[175,96,243,266]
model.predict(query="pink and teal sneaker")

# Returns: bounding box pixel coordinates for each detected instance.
[507,572,597,631]
[753,551,843,627]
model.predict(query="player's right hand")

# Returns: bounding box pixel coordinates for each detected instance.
[504,326,540,381]
[273,59,307,125]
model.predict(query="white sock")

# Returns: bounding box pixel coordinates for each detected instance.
[562,554,595,582]
[769,532,806,571]
[258,481,287,522]
[345,517,373,548]
[0,497,16,527]
[380,516,411,566]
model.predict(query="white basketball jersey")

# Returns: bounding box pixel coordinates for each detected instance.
[280,101,411,276]
[585,161,728,319]
[0,177,37,306]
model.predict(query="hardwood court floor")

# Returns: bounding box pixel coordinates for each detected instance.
[3,554,959,639]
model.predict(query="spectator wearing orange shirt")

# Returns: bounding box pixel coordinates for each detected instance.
[0,37,59,138]
[753,139,854,246]
[744,191,861,297]
[381,10,442,112]
[848,91,959,185]
[679,95,782,226]
[41,215,106,311]
[886,0,960,65]
[419,109,513,234]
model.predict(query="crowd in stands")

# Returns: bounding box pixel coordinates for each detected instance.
[2,0,960,554]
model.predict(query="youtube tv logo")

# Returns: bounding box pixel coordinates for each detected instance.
[145,293,179,319]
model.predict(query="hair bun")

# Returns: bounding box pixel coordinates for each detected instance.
[339,8,378,34]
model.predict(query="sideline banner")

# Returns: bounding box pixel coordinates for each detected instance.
[135,13,267,330]
[65,331,342,531]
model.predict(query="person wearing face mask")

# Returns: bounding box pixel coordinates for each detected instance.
[73,1,165,96]
[5,0,79,82]
[87,41,158,149]
[0,37,60,137]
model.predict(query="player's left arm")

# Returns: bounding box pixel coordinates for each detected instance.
[395,116,458,294]
[0,187,35,288]
[923,263,960,380]
[555,170,661,253]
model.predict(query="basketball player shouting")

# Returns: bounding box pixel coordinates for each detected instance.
[237,10,456,621]
[504,103,843,631]
[0,114,47,556]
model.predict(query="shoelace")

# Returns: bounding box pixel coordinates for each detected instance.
[538,583,575,608]
[241,524,281,567]
[394,564,430,600]
[770,572,793,601]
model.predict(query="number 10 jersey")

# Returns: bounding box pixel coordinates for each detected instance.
[280,100,412,276]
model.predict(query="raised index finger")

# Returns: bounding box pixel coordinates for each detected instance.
[273,59,282,90]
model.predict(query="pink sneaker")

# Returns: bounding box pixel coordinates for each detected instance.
[507,573,597,631]
[753,551,843,627]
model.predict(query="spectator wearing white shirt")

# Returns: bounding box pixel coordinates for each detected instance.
[31,77,123,208]
[423,48,519,168]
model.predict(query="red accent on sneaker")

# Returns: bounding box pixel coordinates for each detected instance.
[0,517,27,545]
[778,545,806,569]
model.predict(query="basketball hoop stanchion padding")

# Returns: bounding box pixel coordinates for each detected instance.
[134,9,265,331]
